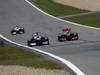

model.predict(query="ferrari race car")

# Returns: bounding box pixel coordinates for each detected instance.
[11,25,25,35]
[58,28,79,41]
[27,32,49,46]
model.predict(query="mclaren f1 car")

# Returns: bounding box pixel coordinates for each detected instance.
[58,28,79,41]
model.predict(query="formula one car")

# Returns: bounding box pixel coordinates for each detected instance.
[11,25,25,35]
[27,32,49,46]
[58,28,79,41]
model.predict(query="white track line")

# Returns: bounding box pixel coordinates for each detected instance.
[25,0,100,30]
[25,0,85,75]
[0,34,85,75]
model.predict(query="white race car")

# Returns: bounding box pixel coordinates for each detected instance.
[11,25,25,35]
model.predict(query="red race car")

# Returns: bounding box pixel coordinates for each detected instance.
[58,28,79,41]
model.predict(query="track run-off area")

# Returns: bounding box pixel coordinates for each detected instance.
[0,0,100,75]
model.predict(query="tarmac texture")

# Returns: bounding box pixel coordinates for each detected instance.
[0,0,100,75]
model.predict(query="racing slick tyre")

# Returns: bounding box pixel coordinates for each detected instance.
[27,41,32,47]
[44,38,50,45]
[19,29,25,34]
[45,40,49,45]
[76,36,79,40]
[11,31,17,35]
[58,39,62,42]
[58,37,64,42]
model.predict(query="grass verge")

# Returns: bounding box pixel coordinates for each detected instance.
[32,0,100,28]
[20,60,63,69]
[0,45,42,61]
[65,13,100,28]
[32,0,89,16]
[0,45,63,69]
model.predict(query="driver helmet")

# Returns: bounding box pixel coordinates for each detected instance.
[62,28,71,32]
[36,32,41,35]
[14,25,20,30]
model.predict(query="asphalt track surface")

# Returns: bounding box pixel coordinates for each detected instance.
[0,0,100,75]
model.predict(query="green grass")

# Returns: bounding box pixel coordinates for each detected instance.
[33,0,89,16]
[0,45,63,69]
[32,0,100,28]
[65,13,100,28]
[20,60,63,69]
[0,45,42,60]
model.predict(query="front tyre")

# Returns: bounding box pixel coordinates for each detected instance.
[46,40,49,45]
[27,41,32,47]
[44,39,50,45]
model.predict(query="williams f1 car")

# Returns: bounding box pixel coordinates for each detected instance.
[58,28,79,41]
[27,32,49,46]
[11,25,25,35]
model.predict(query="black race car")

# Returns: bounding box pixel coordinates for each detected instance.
[27,32,49,46]
[58,28,79,41]
[11,25,25,35]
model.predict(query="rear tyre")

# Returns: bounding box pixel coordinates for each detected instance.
[19,29,25,34]
[46,40,49,45]
[27,41,32,47]
[45,39,50,45]
[11,31,17,35]
[58,37,63,42]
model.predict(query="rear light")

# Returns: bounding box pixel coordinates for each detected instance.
[60,38,67,40]
[72,37,78,40]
